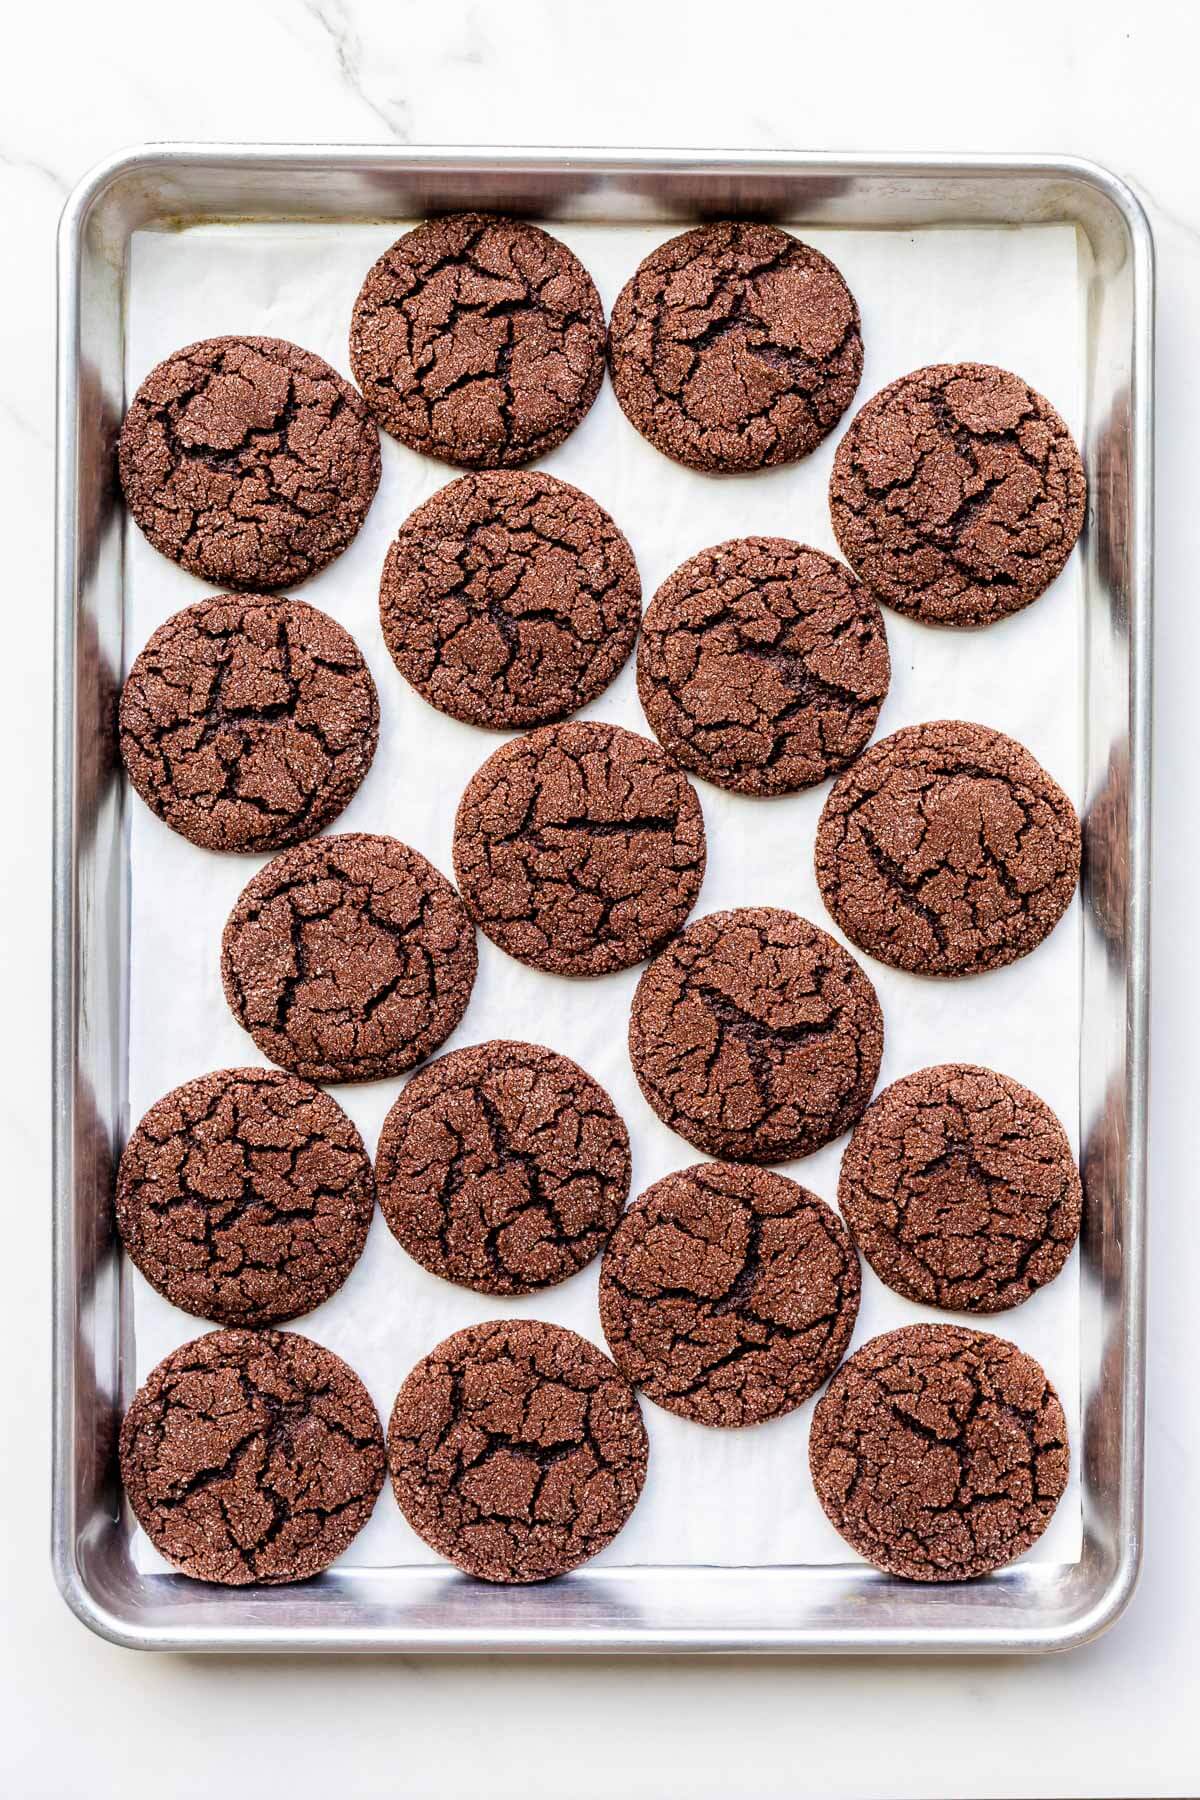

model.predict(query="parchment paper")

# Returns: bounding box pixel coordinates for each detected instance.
[125,217,1085,1572]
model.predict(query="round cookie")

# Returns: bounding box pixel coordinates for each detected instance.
[118,336,380,590]
[629,907,883,1164]
[599,1162,859,1427]
[221,832,477,1083]
[608,221,862,473]
[119,1328,385,1585]
[376,1040,631,1295]
[119,593,379,853]
[814,720,1081,977]
[115,1068,375,1327]
[452,720,706,976]
[838,1064,1082,1313]
[637,538,890,794]
[380,471,640,729]
[350,213,605,468]
[829,362,1086,626]
[809,1322,1069,1581]
[388,1319,648,1583]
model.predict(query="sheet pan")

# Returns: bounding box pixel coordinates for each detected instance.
[53,147,1153,1652]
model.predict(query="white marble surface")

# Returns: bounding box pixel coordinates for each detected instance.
[2,2,1197,1796]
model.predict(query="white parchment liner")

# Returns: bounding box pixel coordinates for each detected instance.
[125,218,1085,1572]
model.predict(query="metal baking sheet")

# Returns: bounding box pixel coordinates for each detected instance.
[53,146,1153,1653]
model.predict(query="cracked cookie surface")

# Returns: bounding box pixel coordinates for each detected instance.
[116,1068,375,1327]
[814,720,1080,977]
[830,362,1086,626]
[388,1318,648,1582]
[119,1328,385,1585]
[377,1040,630,1295]
[119,593,379,852]
[599,1161,859,1427]
[118,336,381,590]
[637,538,889,794]
[221,832,477,1083]
[350,213,605,468]
[809,1322,1069,1580]
[380,471,640,729]
[452,720,706,976]
[608,222,862,473]
[629,907,883,1163]
[838,1064,1082,1313]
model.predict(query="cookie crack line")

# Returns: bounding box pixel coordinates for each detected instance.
[691,982,848,1121]
[854,389,1049,548]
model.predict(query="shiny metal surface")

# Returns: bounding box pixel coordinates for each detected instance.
[53,146,1153,1653]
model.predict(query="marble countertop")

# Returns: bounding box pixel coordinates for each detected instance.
[3,2,1197,1796]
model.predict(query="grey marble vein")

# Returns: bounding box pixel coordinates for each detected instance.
[1127,174,1200,250]
[298,0,412,140]
[0,149,68,195]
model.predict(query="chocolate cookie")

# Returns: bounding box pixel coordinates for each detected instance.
[119,593,379,853]
[380,471,640,730]
[637,538,889,794]
[376,1040,631,1295]
[452,721,706,976]
[350,214,605,468]
[118,336,381,590]
[388,1319,648,1582]
[114,1068,375,1327]
[830,362,1086,626]
[629,908,883,1163]
[814,720,1081,977]
[838,1064,1082,1313]
[608,221,862,473]
[221,833,477,1083]
[599,1162,859,1427]
[119,1328,385,1585]
[809,1323,1069,1581]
